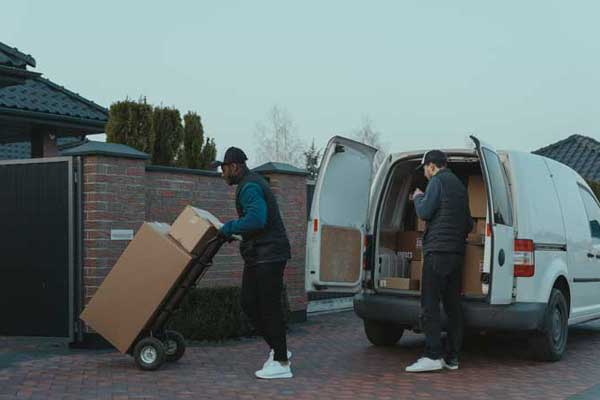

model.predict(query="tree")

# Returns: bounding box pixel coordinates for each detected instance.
[304,139,321,180]
[106,98,217,168]
[200,137,217,170]
[353,115,382,150]
[254,105,305,167]
[105,98,153,153]
[181,112,204,169]
[151,106,183,166]
[177,112,218,170]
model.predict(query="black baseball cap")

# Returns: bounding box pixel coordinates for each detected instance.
[416,150,447,170]
[211,147,248,168]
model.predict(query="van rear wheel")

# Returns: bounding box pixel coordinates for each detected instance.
[364,319,404,346]
[530,288,568,362]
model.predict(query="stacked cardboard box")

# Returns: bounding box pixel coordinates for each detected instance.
[397,231,423,261]
[380,231,422,290]
[462,244,484,295]
[379,277,419,290]
[460,175,488,296]
[169,206,221,255]
[468,175,487,219]
[80,207,221,353]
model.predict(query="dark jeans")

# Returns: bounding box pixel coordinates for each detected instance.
[420,252,464,360]
[241,261,288,362]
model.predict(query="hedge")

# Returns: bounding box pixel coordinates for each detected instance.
[166,285,291,341]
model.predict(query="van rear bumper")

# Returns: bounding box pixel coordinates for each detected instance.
[353,292,547,331]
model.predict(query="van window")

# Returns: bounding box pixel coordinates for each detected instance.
[482,149,513,226]
[578,186,600,243]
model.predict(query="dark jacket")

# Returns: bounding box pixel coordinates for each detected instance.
[232,171,291,266]
[414,169,473,254]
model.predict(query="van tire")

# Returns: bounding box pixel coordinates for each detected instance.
[530,288,568,362]
[364,319,404,346]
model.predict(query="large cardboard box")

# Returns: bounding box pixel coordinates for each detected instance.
[379,277,420,291]
[169,206,220,255]
[379,230,398,249]
[462,244,484,295]
[410,260,423,281]
[397,231,423,261]
[467,233,485,246]
[468,175,488,218]
[80,223,193,353]
[471,218,487,236]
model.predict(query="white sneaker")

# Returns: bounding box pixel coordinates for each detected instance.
[263,349,292,369]
[405,357,443,373]
[255,361,293,379]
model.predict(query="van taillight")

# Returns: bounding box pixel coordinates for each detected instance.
[313,219,319,233]
[514,239,535,277]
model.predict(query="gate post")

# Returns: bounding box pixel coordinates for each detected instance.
[63,143,149,346]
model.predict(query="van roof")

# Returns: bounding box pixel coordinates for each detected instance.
[389,148,477,162]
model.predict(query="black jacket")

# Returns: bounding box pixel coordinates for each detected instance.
[414,169,473,254]
[235,172,291,266]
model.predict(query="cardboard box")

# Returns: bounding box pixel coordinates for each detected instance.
[416,218,427,232]
[468,175,488,218]
[467,233,485,246]
[80,222,193,353]
[462,244,484,295]
[379,277,420,291]
[471,218,487,235]
[169,206,220,255]
[410,260,423,281]
[397,231,423,261]
[379,230,398,249]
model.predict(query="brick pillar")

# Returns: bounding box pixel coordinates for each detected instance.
[258,168,308,321]
[81,155,147,305]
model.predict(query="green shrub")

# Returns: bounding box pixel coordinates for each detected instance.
[167,285,291,341]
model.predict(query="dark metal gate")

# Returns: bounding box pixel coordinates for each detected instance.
[0,157,79,338]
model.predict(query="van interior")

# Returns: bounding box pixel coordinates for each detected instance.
[375,154,489,298]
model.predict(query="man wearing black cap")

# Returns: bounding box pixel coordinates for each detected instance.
[212,147,293,379]
[406,150,473,373]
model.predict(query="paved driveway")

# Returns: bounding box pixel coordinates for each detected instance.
[2,311,600,400]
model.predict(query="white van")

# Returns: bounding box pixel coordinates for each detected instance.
[306,135,600,361]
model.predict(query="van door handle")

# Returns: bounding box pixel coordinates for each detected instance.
[596,255,600,260]
[588,253,595,258]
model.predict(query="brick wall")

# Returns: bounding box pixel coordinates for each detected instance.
[81,157,308,315]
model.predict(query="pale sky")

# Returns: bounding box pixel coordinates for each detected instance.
[4,1,600,166]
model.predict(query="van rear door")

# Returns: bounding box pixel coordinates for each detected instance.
[305,136,378,293]
[471,136,515,304]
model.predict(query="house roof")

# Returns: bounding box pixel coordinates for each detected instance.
[534,134,600,182]
[61,140,150,159]
[253,162,308,176]
[0,42,36,69]
[0,77,108,126]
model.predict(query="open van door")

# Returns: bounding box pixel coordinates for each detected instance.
[306,136,378,293]
[471,136,515,304]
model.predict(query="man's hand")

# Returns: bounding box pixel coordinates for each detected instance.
[411,188,424,201]
[217,229,235,243]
